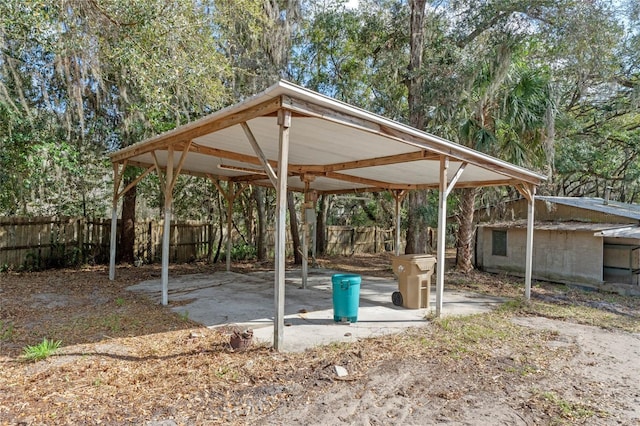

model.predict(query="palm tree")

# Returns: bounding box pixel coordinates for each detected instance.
[455,53,554,272]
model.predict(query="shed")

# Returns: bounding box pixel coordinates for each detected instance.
[108,80,546,349]
[476,196,640,294]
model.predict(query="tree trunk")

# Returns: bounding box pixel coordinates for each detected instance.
[240,191,254,246]
[252,186,267,261]
[407,0,427,131]
[118,175,136,263]
[405,0,429,254]
[405,190,429,254]
[316,194,327,256]
[456,188,477,273]
[213,189,224,264]
[287,191,302,264]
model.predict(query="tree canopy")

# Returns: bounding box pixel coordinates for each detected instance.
[1,0,638,263]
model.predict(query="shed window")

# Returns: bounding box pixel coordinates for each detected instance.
[492,230,507,256]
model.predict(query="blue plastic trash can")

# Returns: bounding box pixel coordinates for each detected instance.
[332,273,361,323]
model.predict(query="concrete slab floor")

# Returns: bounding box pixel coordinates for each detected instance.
[127,269,507,352]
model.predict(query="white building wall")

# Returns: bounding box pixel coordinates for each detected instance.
[477,227,604,285]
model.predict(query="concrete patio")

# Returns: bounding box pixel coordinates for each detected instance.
[128,269,506,352]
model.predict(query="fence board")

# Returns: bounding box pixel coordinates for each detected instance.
[0,217,403,269]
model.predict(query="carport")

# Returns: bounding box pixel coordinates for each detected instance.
[108,80,545,350]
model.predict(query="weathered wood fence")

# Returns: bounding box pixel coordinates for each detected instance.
[0,217,214,269]
[0,217,401,269]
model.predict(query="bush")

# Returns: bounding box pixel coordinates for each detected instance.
[228,243,257,261]
[22,338,62,362]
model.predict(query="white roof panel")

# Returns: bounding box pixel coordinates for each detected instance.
[112,80,546,194]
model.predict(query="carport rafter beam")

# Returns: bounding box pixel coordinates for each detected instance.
[168,140,192,193]
[444,162,467,198]
[324,171,414,190]
[290,150,439,174]
[241,122,279,187]
[151,151,166,191]
[112,160,127,199]
[188,143,273,168]
[116,164,156,201]
[110,97,283,163]
[119,158,521,197]
[281,95,542,186]
[143,142,519,193]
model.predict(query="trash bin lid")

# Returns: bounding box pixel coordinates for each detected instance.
[391,254,436,271]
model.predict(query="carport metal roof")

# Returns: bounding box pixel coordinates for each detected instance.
[108,80,544,350]
[110,81,544,193]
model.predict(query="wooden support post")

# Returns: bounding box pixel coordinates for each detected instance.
[311,199,318,268]
[525,192,535,300]
[161,147,174,306]
[301,180,313,289]
[435,157,449,317]
[207,178,247,273]
[516,183,536,301]
[274,109,291,351]
[226,183,235,272]
[109,163,121,281]
[392,190,407,256]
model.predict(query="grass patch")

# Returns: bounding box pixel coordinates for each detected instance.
[407,311,562,370]
[22,338,61,362]
[448,271,640,333]
[1,320,15,341]
[535,390,600,423]
[499,298,640,333]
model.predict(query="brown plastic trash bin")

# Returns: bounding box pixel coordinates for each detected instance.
[390,254,437,309]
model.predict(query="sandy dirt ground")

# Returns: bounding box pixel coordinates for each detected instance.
[1,257,639,425]
[260,317,640,425]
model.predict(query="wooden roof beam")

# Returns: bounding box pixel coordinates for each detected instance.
[324,171,414,190]
[110,97,283,163]
[289,150,439,173]
[282,95,543,185]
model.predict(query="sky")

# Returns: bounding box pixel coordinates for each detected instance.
[345,0,359,9]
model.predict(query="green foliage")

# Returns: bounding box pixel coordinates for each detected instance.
[1,0,639,254]
[101,314,122,333]
[0,320,15,341]
[22,338,62,362]
[538,390,597,422]
[228,243,257,261]
[0,0,231,217]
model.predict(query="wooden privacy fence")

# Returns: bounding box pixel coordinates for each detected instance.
[0,217,215,269]
[325,226,395,255]
[0,217,404,270]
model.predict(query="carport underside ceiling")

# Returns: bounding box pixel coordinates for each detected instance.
[108,80,546,351]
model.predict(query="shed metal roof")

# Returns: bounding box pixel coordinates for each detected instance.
[109,80,546,193]
[596,226,640,239]
[480,220,628,232]
[536,196,640,221]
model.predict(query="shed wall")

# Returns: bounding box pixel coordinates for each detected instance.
[477,227,603,285]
